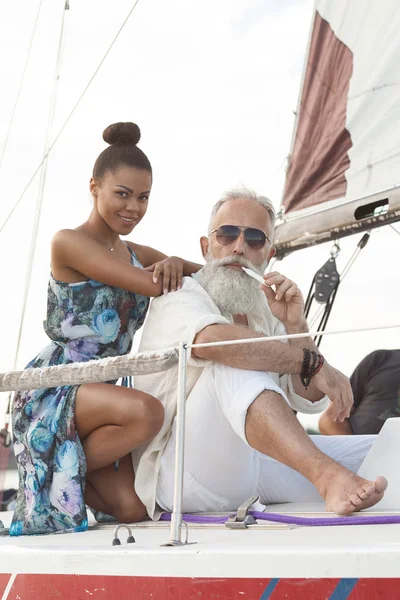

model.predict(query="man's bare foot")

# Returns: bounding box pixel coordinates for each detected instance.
[316,467,388,515]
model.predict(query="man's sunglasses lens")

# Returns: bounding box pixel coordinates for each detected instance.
[216,225,266,249]
[245,228,267,249]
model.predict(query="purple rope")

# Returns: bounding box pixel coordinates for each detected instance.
[160,510,400,527]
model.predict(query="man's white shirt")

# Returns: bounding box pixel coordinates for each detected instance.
[133,273,328,519]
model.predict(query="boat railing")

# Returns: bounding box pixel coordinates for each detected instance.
[1,323,400,545]
[171,323,400,545]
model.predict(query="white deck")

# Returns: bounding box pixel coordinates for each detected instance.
[2,421,400,580]
[1,503,400,578]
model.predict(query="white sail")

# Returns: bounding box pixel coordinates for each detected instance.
[276,0,400,257]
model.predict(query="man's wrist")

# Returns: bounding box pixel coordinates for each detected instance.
[285,319,309,335]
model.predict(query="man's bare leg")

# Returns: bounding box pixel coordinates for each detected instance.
[245,390,387,515]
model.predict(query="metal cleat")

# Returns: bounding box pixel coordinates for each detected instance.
[225,495,259,529]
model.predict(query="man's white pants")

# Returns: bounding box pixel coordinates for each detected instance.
[156,364,376,512]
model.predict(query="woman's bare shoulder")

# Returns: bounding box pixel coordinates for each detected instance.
[51,228,103,262]
[52,228,87,245]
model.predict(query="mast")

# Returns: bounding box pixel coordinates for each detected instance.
[12,0,70,372]
[1,0,69,501]
[0,1,70,451]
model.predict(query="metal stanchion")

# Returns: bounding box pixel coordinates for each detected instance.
[165,341,192,546]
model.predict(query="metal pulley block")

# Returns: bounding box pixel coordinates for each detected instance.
[314,258,340,304]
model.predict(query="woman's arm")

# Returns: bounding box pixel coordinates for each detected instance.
[128,243,202,291]
[182,259,203,276]
[128,243,202,275]
[52,229,164,297]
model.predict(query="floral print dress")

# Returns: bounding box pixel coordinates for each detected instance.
[10,246,149,536]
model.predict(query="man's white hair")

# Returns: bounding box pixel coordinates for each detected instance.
[208,187,276,235]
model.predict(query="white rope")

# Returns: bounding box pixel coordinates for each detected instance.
[0,347,178,392]
[188,323,400,349]
[2,322,400,392]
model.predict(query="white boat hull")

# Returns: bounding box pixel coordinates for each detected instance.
[1,504,400,599]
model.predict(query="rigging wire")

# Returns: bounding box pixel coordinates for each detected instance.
[0,0,44,177]
[0,0,142,236]
[12,1,70,375]
[1,0,70,440]
[390,224,400,237]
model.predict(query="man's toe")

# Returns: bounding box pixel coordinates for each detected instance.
[349,493,362,507]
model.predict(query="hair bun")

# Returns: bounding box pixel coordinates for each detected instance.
[102,122,141,146]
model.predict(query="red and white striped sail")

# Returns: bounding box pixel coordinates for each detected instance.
[275,0,400,257]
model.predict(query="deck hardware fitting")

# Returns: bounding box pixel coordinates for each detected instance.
[225,496,259,529]
[162,520,197,547]
[112,524,135,546]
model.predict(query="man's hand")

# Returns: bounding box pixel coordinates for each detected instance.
[261,272,305,328]
[312,363,354,422]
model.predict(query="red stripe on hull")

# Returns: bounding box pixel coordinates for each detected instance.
[0,574,11,597]
[3,575,400,599]
[350,579,400,599]
[7,575,272,599]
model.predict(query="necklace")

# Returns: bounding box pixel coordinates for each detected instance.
[86,227,120,252]
[108,240,120,252]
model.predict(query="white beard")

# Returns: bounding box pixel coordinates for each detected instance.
[198,254,268,320]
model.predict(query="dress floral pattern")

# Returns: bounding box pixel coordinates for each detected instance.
[10,247,149,536]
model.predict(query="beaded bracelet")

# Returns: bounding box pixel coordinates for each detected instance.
[300,348,325,389]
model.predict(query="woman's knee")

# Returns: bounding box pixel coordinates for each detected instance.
[122,391,164,442]
[113,497,147,523]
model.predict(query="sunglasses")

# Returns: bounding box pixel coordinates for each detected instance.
[210,225,272,250]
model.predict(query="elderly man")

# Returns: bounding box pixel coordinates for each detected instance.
[133,189,387,519]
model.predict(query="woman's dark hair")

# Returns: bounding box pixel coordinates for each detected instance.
[92,122,152,181]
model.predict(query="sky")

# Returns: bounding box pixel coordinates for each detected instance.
[0,0,399,430]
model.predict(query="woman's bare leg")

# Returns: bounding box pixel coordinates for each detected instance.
[84,480,111,515]
[75,383,164,472]
[85,454,147,522]
[75,382,163,521]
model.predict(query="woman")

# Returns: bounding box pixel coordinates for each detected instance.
[10,122,201,536]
